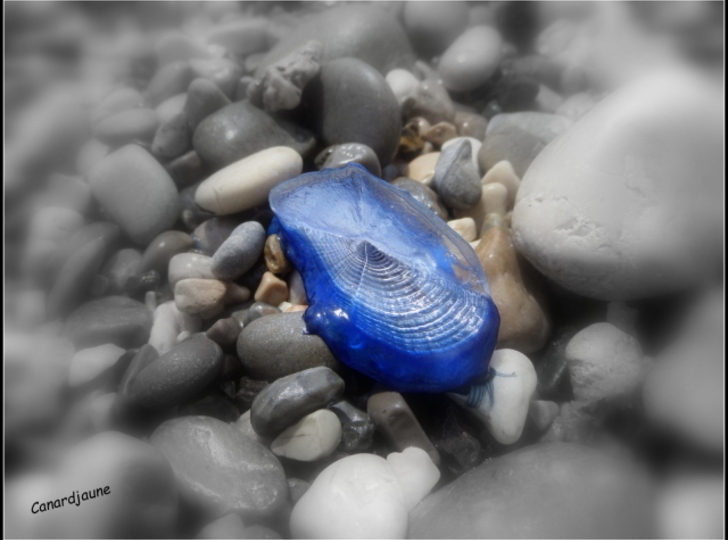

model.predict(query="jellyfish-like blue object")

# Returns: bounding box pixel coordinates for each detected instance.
[269,163,500,393]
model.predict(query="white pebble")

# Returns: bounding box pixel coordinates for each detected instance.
[271,409,342,462]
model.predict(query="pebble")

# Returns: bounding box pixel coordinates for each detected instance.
[189,58,241,99]
[254,271,289,306]
[75,138,110,176]
[655,473,724,539]
[206,18,271,58]
[155,92,188,124]
[117,344,158,404]
[250,366,345,436]
[156,31,213,65]
[431,139,482,209]
[68,343,126,388]
[210,221,267,280]
[195,146,303,215]
[151,415,288,519]
[409,442,654,538]
[287,270,308,305]
[151,110,190,159]
[405,152,440,184]
[184,77,231,131]
[197,513,247,540]
[386,447,441,511]
[556,91,599,121]
[146,60,193,106]
[192,216,241,255]
[447,217,477,242]
[264,234,292,275]
[192,101,315,172]
[168,252,215,287]
[453,111,489,140]
[403,1,469,57]
[367,391,440,466]
[136,230,195,280]
[385,68,420,107]
[92,87,146,123]
[402,79,456,125]
[238,301,281,326]
[511,70,722,300]
[439,25,503,92]
[65,295,152,349]
[329,400,375,452]
[391,177,447,220]
[174,278,228,314]
[290,448,439,539]
[315,143,382,177]
[88,145,180,246]
[270,409,342,462]
[101,248,141,295]
[93,107,159,147]
[441,136,481,171]
[205,317,242,348]
[302,58,401,167]
[481,159,521,210]
[165,149,207,189]
[43,173,92,214]
[130,334,222,409]
[234,410,271,447]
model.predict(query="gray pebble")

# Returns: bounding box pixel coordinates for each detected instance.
[118,344,159,404]
[146,61,193,107]
[206,317,243,348]
[193,216,244,256]
[206,18,271,58]
[432,139,482,209]
[92,87,146,124]
[250,366,345,436]
[47,237,107,318]
[197,514,247,540]
[155,92,188,124]
[93,108,159,148]
[236,301,281,326]
[237,312,340,382]
[288,478,311,505]
[64,295,152,350]
[136,230,195,280]
[151,110,190,159]
[402,80,456,125]
[315,142,382,177]
[392,177,448,220]
[189,58,242,99]
[101,248,142,295]
[403,1,469,57]
[329,400,375,452]
[165,150,207,190]
[211,221,266,281]
[185,77,231,132]
[131,334,222,410]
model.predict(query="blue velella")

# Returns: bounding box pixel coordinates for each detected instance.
[269,163,500,393]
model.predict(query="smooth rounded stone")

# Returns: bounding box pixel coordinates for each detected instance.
[385,68,419,107]
[192,216,242,255]
[193,100,315,172]
[329,400,375,452]
[118,344,159,402]
[151,110,190,159]
[431,139,482,210]
[514,70,722,300]
[535,84,564,113]
[528,399,560,432]
[302,58,401,167]
[454,111,489,140]
[264,234,292,275]
[208,221,267,280]
[439,25,503,93]
[367,391,440,467]
[92,87,146,123]
[450,349,537,445]
[401,79,456,125]
[46,237,107,319]
[185,77,231,131]
[206,17,271,57]
[643,289,722,452]
[175,278,228,314]
[51,432,178,539]
[237,311,339,382]
[257,4,414,77]
[403,1,469,57]
[130,334,222,409]
[391,177,447,221]
[206,317,242,348]
[68,343,126,388]
[481,160,521,210]
[165,150,207,189]
[168,252,215,287]
[151,416,288,519]
[251,366,345,436]
[156,31,214,65]
[197,513,247,540]
[565,323,646,405]
[475,225,551,353]
[409,442,655,539]
[290,448,439,539]
[234,410,272,447]
[447,217,477,243]
[405,152,440,184]
[254,271,289,306]
[190,58,242,99]
[43,173,92,214]
[101,248,142,295]
[556,92,599,121]
[422,121,458,147]
[148,301,201,355]
[441,136,481,173]
[179,388,241,423]
[655,473,723,539]
[137,230,195,279]
[6,473,58,539]
[315,142,382,177]
[478,112,573,179]
[146,61,193,106]
[88,145,180,246]
[271,409,342,462]
[155,92,188,124]
[75,138,110,176]
[93,108,159,147]
[50,221,121,286]
[23,206,84,283]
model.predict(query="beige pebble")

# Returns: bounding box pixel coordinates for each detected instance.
[447,217,477,242]
[406,152,440,184]
[422,122,457,147]
[277,301,293,312]
[481,160,521,210]
[264,234,292,274]
[454,184,490,235]
[480,182,508,235]
[174,278,227,314]
[254,272,289,306]
[469,239,481,250]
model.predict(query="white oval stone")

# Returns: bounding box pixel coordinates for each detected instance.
[512,68,723,300]
[195,146,303,215]
[386,447,440,512]
[438,26,503,93]
[271,409,342,462]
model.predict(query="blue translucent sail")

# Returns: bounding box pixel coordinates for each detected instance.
[269,164,499,393]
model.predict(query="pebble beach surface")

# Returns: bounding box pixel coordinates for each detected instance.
[5,2,724,539]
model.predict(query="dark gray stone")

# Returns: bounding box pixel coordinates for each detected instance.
[392,177,448,220]
[288,478,311,505]
[403,1,469,58]
[65,295,153,349]
[185,77,231,132]
[250,366,345,436]
[193,101,315,172]
[93,108,159,148]
[206,317,243,348]
[151,416,288,519]
[329,400,375,452]
[402,80,456,125]
[136,230,195,280]
[101,248,142,295]
[130,335,223,409]
[118,344,159,402]
[179,389,240,423]
[211,221,267,280]
[409,442,655,539]
[432,138,482,209]
[301,58,400,167]
[315,142,382,177]
[151,110,190,159]
[238,312,340,382]
[146,61,193,106]
[165,150,207,190]
[235,301,281,326]
[256,4,414,76]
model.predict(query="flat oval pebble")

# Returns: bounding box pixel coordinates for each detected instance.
[184,77,231,131]
[146,61,193,106]
[92,87,146,123]
[237,311,340,382]
[130,334,223,409]
[68,343,127,388]
[93,108,159,147]
[403,1,469,57]
[196,147,302,216]
[270,409,342,462]
[151,110,190,159]
[439,25,503,92]
[174,278,228,314]
[65,295,152,349]
[151,415,288,519]
[88,144,180,245]
[206,18,271,57]
[168,252,215,287]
